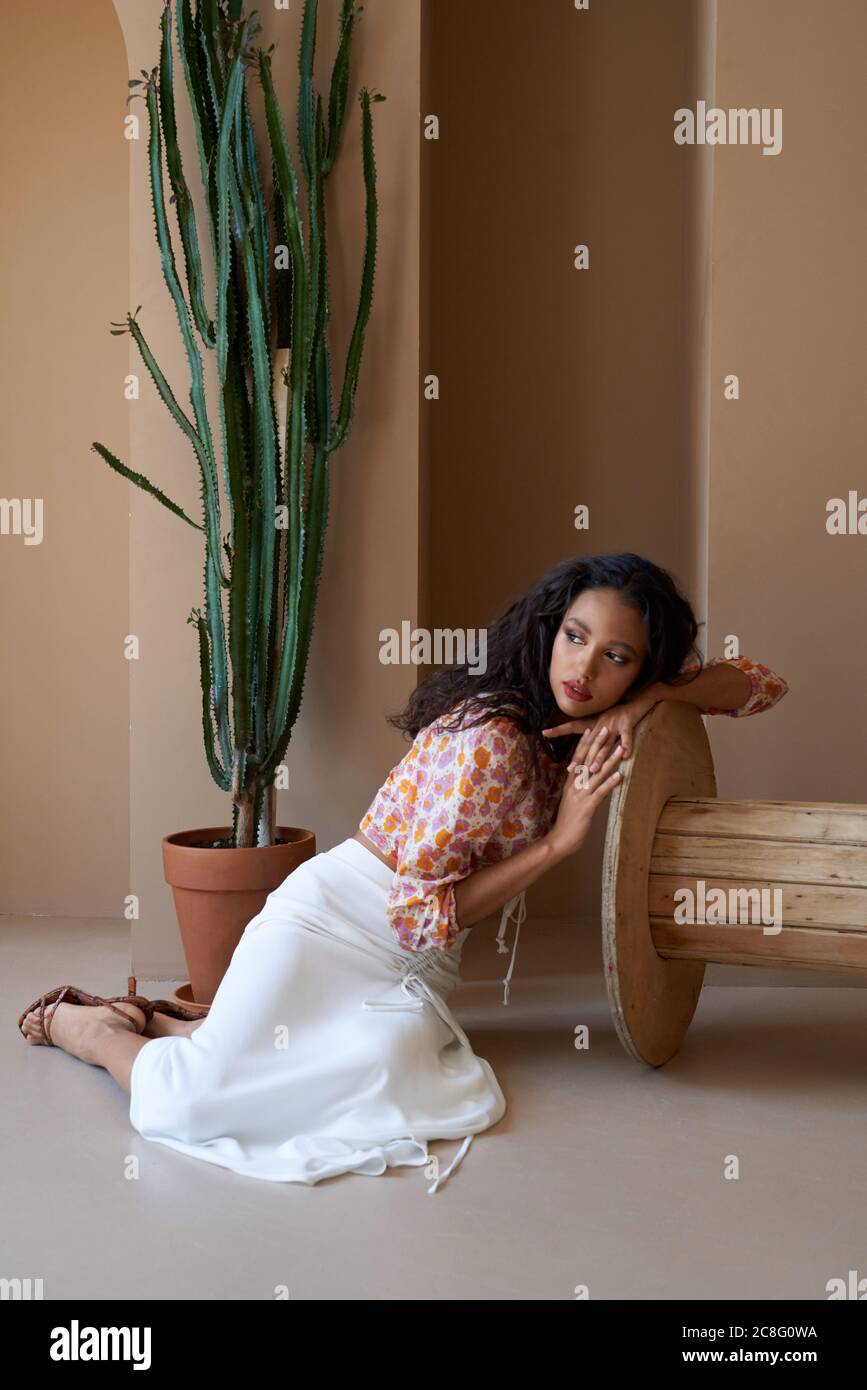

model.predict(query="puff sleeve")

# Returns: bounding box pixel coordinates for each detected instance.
[680,655,789,717]
[386,716,535,953]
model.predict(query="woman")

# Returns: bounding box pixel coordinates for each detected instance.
[18,553,788,1192]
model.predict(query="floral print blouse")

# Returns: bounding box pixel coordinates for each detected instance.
[358,655,788,957]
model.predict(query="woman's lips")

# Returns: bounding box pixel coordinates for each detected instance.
[563,681,592,702]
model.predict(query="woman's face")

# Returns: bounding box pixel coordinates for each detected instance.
[548,587,648,721]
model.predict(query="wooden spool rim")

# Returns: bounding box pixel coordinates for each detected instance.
[601,701,716,1067]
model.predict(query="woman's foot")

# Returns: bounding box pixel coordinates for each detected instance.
[20,999,148,1064]
[142,1012,205,1039]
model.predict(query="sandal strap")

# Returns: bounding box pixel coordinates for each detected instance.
[36,987,151,1045]
[104,994,155,1027]
[102,1000,144,1031]
[42,986,72,1046]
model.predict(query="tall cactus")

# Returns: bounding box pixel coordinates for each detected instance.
[93,0,382,847]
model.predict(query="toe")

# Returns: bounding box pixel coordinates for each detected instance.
[24,1004,54,1042]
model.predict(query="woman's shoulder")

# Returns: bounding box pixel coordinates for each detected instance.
[417,702,538,775]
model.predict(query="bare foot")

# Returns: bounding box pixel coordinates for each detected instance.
[20,999,147,1064]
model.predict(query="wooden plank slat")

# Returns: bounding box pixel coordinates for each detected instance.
[651,834,867,887]
[649,874,867,930]
[658,798,867,844]
[651,919,867,972]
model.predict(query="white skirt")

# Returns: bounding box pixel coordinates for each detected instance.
[128,837,515,1193]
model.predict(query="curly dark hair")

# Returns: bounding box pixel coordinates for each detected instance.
[386,552,707,776]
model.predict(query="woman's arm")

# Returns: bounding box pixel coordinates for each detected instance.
[453,834,566,930]
[634,655,788,720]
[383,715,556,949]
[642,661,753,714]
[454,725,623,930]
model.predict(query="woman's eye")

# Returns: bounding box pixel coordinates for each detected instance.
[565,632,626,664]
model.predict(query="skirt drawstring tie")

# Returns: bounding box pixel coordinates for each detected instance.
[426,1134,474,1195]
[360,885,528,1192]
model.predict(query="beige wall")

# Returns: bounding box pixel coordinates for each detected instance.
[421,0,865,937]
[710,0,867,807]
[6,2,866,982]
[1,1,129,917]
[2,0,422,980]
[422,0,708,919]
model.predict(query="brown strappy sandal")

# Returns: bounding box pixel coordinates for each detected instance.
[17,985,158,1045]
[19,978,210,1045]
[127,975,210,1023]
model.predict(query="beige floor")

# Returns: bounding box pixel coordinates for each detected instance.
[3,912,866,1301]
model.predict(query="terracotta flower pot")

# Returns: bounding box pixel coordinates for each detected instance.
[162,825,316,1005]
[169,982,211,1016]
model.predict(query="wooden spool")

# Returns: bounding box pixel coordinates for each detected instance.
[601,700,867,1067]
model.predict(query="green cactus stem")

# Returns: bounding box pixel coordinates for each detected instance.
[92,0,382,847]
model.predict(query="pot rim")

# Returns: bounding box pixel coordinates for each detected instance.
[163,825,315,852]
[162,826,316,891]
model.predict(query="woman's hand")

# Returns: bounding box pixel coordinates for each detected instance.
[542,690,656,768]
[545,724,625,860]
